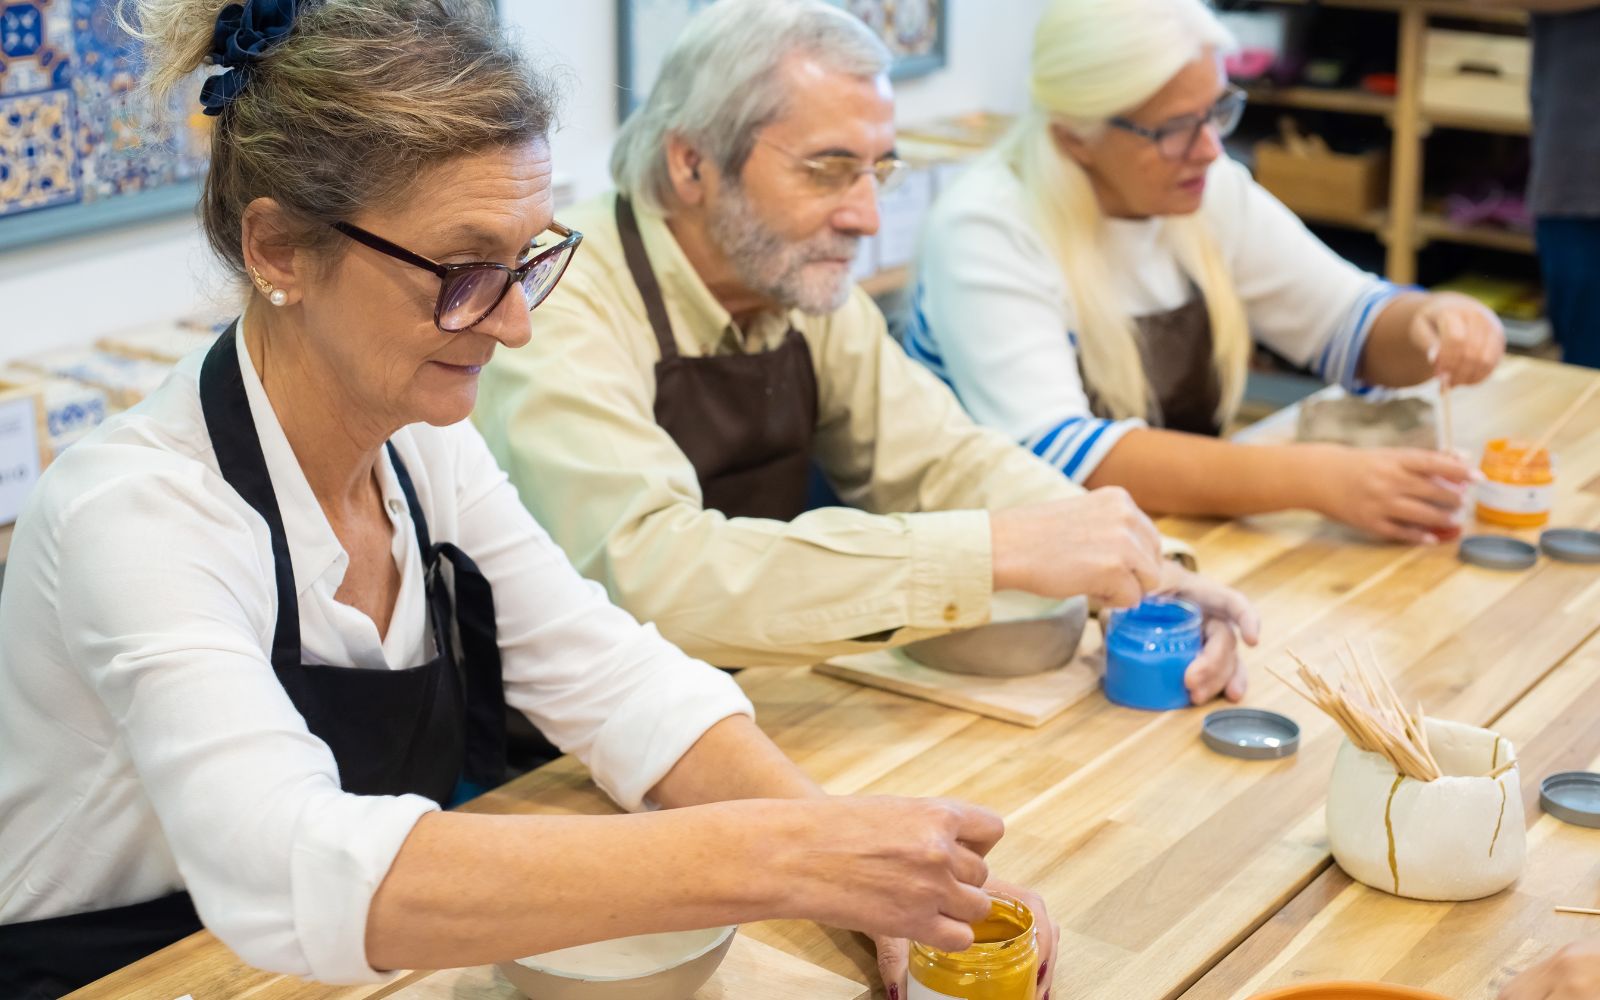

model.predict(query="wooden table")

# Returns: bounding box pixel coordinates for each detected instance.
[73,358,1600,1000]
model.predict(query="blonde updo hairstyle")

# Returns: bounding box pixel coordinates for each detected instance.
[999,0,1251,424]
[123,0,557,282]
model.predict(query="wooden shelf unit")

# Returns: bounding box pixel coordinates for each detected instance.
[1246,0,1534,283]
[1242,85,1396,118]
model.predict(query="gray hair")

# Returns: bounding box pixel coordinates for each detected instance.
[611,0,891,211]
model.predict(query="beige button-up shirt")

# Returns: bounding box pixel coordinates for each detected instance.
[475,193,1080,668]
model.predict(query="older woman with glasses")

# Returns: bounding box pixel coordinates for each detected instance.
[908,0,1507,544]
[0,2,1033,997]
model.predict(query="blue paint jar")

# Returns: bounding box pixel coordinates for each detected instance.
[1103,597,1204,711]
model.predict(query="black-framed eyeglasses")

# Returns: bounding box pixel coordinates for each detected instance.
[332,220,583,333]
[758,138,908,195]
[1108,85,1247,162]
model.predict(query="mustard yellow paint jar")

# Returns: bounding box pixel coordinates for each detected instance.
[909,893,1040,1000]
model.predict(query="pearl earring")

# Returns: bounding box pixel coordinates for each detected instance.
[250,266,289,307]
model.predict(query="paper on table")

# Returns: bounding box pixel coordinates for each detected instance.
[0,395,45,526]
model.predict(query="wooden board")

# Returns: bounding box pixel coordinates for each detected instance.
[373,934,868,1000]
[1183,629,1600,1000]
[814,642,1103,727]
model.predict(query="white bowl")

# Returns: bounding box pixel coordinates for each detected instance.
[901,591,1089,677]
[1326,717,1525,901]
[497,926,736,1000]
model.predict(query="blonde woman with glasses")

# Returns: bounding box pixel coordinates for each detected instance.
[908,0,1507,545]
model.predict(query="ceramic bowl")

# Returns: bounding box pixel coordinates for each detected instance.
[1326,717,1524,902]
[497,926,736,1000]
[901,591,1089,677]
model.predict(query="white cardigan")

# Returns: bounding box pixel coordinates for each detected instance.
[907,152,1402,482]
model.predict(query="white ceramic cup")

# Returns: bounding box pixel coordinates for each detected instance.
[1327,717,1524,901]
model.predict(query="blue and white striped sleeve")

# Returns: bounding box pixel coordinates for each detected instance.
[1022,413,1146,485]
[1308,280,1412,393]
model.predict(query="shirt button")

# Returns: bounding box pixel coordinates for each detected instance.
[943,603,959,623]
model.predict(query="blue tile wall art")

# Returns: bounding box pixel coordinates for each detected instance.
[0,0,208,251]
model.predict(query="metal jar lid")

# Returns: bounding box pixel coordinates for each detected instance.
[1540,529,1600,564]
[1541,771,1600,828]
[1458,535,1539,571]
[1201,708,1300,760]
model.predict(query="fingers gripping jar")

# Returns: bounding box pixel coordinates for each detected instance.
[909,894,1040,1000]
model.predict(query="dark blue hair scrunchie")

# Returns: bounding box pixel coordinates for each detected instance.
[198,0,300,116]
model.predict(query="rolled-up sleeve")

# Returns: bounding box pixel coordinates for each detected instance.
[447,422,753,808]
[53,464,438,983]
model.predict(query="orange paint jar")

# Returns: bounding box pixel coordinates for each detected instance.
[1475,439,1555,529]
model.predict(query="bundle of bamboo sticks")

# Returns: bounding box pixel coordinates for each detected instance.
[1272,644,1443,782]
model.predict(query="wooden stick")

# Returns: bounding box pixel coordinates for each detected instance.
[1439,382,1454,454]
[1518,378,1600,467]
[1488,758,1518,779]
[1554,906,1600,916]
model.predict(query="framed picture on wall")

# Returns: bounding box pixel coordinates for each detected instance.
[0,0,210,252]
[617,0,948,121]
[0,0,501,253]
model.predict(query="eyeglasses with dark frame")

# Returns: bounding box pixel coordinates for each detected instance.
[757,138,909,195]
[1108,85,1248,162]
[332,220,583,333]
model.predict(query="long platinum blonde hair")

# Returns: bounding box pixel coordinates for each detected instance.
[999,0,1251,424]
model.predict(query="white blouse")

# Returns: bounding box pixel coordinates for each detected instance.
[907,153,1404,482]
[0,323,753,983]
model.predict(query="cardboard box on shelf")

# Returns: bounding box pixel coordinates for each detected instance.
[1422,29,1530,124]
[97,323,218,364]
[14,348,175,410]
[0,386,49,528]
[875,166,937,271]
[0,369,109,455]
[1254,140,1389,226]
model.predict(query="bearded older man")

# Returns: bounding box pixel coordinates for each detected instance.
[475,0,1256,687]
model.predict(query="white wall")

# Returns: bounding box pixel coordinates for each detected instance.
[0,0,1046,364]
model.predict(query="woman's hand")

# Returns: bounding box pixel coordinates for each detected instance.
[771,796,1002,953]
[1308,444,1474,545]
[1410,291,1505,388]
[1155,562,1261,703]
[874,879,1061,1000]
[1499,936,1600,999]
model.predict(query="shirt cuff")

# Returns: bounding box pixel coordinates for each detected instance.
[286,791,439,983]
[906,508,993,632]
[1160,536,1198,571]
[1313,281,1414,393]
[587,650,755,812]
[1024,416,1147,484]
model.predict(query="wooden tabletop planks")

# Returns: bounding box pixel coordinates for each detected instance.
[69,358,1600,1000]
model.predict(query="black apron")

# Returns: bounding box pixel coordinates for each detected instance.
[0,329,521,998]
[1086,294,1224,437]
[616,196,820,521]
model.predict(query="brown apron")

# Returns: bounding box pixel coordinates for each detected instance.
[615,196,820,521]
[1087,294,1224,437]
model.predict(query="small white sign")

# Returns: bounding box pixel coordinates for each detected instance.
[0,395,45,527]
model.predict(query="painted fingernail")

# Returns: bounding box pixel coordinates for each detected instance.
[889,987,900,1000]
[1038,960,1049,983]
